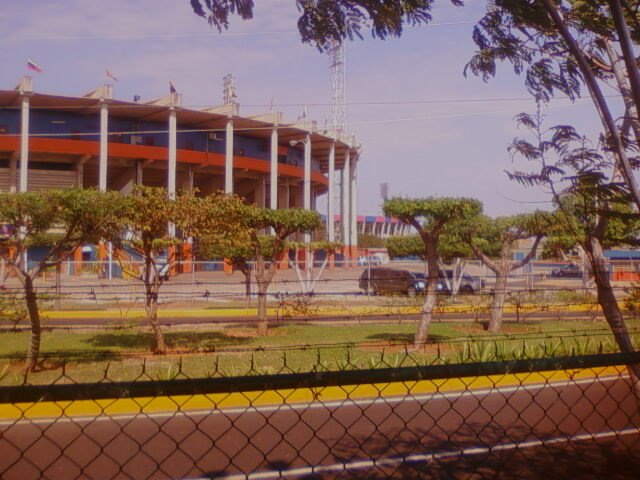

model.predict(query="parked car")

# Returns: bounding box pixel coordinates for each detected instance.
[357,255,382,266]
[551,263,582,278]
[413,273,451,295]
[359,268,426,296]
[441,269,485,294]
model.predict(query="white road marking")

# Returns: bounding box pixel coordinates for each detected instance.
[199,427,640,480]
[0,374,627,427]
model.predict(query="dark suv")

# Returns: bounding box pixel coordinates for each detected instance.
[359,268,425,296]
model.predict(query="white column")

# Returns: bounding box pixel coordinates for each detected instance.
[270,127,278,209]
[225,117,234,194]
[19,94,30,193]
[168,108,177,197]
[99,100,109,191]
[350,154,358,249]
[167,107,177,238]
[303,134,311,210]
[303,135,312,243]
[341,151,351,246]
[327,142,336,241]
[9,154,17,193]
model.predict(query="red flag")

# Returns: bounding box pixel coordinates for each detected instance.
[27,59,43,73]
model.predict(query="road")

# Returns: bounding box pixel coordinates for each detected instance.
[1,374,638,479]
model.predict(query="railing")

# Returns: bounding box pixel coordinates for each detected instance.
[0,352,639,479]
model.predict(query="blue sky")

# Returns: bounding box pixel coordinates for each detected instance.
[1,0,611,216]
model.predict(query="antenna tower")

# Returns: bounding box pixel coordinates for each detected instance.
[328,41,347,133]
[328,40,347,241]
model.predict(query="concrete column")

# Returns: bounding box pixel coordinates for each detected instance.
[350,153,358,253]
[19,93,31,193]
[255,175,266,208]
[99,100,109,191]
[303,134,311,211]
[341,151,351,248]
[270,127,278,209]
[168,107,177,198]
[76,156,89,187]
[225,117,234,193]
[278,184,290,209]
[9,154,17,193]
[180,165,194,192]
[136,160,144,185]
[327,142,336,241]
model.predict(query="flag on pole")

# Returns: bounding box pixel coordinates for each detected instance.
[27,58,43,73]
[169,80,177,94]
[106,68,118,82]
[268,97,274,112]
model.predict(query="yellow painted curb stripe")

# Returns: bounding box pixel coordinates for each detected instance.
[43,303,599,321]
[0,365,625,421]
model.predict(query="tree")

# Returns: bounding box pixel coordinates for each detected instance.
[192,193,252,302]
[0,189,123,370]
[508,109,640,394]
[115,186,231,354]
[466,213,549,332]
[245,207,322,336]
[387,229,474,295]
[289,240,342,294]
[384,197,482,348]
[189,1,455,50]
[467,0,640,213]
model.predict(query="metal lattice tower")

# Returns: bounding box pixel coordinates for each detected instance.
[328,41,347,133]
[328,41,347,241]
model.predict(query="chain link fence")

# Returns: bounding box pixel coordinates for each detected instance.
[1,351,639,479]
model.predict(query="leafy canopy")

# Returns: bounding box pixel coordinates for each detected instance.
[0,188,123,265]
[190,0,462,51]
[383,197,482,236]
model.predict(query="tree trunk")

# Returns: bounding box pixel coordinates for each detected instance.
[415,237,438,349]
[25,276,41,371]
[256,282,268,336]
[488,269,508,333]
[145,283,166,354]
[588,237,640,397]
[241,264,251,308]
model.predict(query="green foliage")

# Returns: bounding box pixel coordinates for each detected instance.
[387,235,424,259]
[358,233,387,249]
[0,188,124,271]
[383,197,482,234]
[246,207,322,236]
[0,286,28,329]
[624,284,640,317]
[189,0,454,51]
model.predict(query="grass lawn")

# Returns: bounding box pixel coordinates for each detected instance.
[1,318,639,385]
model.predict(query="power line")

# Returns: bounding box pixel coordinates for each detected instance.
[12,21,474,42]
[0,94,613,111]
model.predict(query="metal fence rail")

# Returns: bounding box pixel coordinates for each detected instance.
[1,352,639,479]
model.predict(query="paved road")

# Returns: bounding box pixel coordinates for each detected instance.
[1,374,638,479]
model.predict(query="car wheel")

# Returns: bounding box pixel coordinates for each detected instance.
[460,285,474,295]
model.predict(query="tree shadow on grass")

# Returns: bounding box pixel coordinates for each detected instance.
[86,331,253,352]
[366,333,448,344]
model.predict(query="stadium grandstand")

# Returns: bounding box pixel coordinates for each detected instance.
[0,76,362,268]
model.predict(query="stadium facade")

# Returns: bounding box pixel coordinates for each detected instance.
[0,76,360,258]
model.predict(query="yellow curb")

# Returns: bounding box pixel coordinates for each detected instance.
[0,365,625,421]
[42,303,600,321]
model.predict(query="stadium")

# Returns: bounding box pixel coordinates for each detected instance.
[0,76,362,268]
